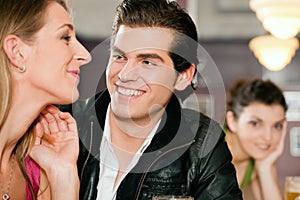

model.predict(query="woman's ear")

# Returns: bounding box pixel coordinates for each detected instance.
[174,64,195,91]
[3,34,26,68]
[226,111,238,133]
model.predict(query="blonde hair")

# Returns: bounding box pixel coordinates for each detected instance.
[0,0,68,198]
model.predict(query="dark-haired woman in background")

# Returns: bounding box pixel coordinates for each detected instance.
[225,79,288,200]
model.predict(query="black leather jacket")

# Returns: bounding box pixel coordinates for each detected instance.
[70,90,242,200]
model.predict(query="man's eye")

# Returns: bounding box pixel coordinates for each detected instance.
[142,60,158,67]
[143,60,153,65]
[112,55,125,61]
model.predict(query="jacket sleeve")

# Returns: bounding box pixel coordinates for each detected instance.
[192,120,243,200]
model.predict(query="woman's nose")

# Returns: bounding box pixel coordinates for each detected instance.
[262,127,273,141]
[73,40,92,66]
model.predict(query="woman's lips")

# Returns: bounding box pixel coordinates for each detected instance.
[68,70,80,80]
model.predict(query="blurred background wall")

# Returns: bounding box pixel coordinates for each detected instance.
[70,0,300,190]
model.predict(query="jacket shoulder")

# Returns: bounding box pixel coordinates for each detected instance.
[182,109,223,141]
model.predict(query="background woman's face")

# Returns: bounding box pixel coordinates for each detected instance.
[235,102,286,159]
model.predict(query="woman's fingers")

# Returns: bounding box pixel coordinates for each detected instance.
[57,114,68,132]
[59,112,77,133]
[42,106,59,133]
[42,105,73,133]
[39,115,50,134]
[34,122,43,145]
[38,106,78,147]
[278,121,288,152]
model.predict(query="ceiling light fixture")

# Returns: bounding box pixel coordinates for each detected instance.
[249,35,299,71]
[250,0,300,40]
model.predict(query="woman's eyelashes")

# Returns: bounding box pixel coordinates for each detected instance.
[274,122,283,130]
[249,120,260,127]
[61,34,71,44]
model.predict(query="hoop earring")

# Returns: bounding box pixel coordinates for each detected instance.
[17,65,26,73]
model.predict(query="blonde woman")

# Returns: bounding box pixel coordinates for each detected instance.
[0,0,90,199]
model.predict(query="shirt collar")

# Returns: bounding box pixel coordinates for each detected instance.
[103,103,161,150]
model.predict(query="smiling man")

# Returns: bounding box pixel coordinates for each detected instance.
[73,0,242,199]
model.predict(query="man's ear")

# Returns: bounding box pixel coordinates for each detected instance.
[3,35,26,68]
[174,64,195,91]
[226,111,238,133]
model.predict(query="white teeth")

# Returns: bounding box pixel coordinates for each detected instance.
[257,144,269,150]
[118,87,143,96]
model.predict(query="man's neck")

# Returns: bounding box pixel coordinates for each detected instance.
[109,108,163,153]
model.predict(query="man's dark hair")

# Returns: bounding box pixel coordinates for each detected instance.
[111,0,199,74]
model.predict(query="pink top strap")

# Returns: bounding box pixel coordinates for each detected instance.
[25,157,40,200]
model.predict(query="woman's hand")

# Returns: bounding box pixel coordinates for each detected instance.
[30,105,79,200]
[255,121,287,200]
[256,121,287,169]
[30,105,79,168]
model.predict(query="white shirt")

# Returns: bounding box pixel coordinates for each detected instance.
[96,105,161,200]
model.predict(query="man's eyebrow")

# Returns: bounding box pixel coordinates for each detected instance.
[111,46,125,55]
[111,46,165,62]
[56,24,74,31]
[137,53,164,62]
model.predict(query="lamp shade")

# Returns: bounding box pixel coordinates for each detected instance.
[250,0,300,40]
[249,35,299,71]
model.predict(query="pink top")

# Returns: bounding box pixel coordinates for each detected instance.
[25,157,40,200]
